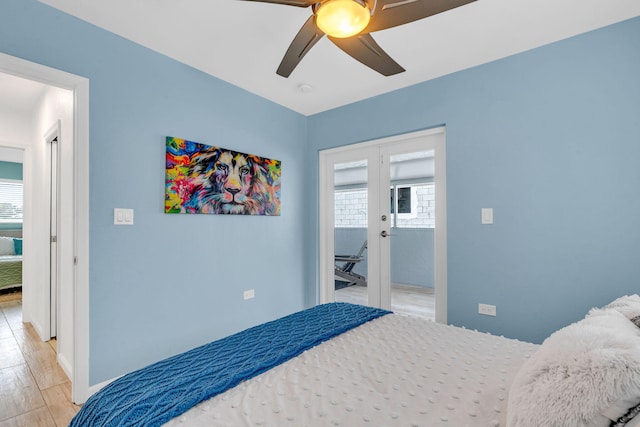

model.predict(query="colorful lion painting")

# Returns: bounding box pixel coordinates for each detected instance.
[165,137,281,216]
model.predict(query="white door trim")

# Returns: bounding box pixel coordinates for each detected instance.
[0,52,91,403]
[319,127,447,323]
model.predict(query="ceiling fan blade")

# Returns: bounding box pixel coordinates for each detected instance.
[329,34,405,76]
[364,0,477,33]
[277,15,325,77]
[238,0,315,7]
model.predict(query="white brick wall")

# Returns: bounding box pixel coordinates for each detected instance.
[335,183,434,228]
[334,189,368,227]
[396,184,435,228]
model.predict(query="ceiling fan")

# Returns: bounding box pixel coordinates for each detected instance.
[241,0,477,77]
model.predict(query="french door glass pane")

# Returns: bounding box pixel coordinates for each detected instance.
[333,160,368,306]
[389,150,435,319]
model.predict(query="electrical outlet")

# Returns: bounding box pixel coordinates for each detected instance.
[478,303,496,316]
[243,289,255,300]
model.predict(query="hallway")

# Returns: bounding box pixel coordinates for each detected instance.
[0,290,79,426]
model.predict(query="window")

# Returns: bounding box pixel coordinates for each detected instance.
[334,183,434,229]
[0,180,23,223]
[392,183,434,229]
[390,186,416,215]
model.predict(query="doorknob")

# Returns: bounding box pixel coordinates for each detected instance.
[380,230,390,237]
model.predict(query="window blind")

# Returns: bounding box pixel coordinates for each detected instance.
[0,180,23,222]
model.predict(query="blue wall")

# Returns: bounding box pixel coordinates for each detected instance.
[1,0,308,384]
[308,17,640,344]
[391,228,434,287]
[335,227,434,287]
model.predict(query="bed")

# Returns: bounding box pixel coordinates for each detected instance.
[0,232,22,291]
[71,296,640,427]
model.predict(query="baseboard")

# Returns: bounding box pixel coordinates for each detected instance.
[57,352,73,380]
[88,376,119,398]
[30,320,47,342]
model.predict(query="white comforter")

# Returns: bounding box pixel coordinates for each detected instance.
[165,314,537,427]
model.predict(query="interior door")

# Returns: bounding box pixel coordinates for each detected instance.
[320,128,447,322]
[43,121,61,341]
[49,135,59,338]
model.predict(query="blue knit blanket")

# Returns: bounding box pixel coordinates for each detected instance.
[70,302,390,427]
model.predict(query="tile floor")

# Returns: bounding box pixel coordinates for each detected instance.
[335,283,436,320]
[0,290,80,427]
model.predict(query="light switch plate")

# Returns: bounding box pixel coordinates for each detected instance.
[481,208,493,225]
[114,208,134,225]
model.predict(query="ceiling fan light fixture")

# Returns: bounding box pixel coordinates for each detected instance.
[315,0,370,39]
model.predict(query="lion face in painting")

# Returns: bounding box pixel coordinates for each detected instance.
[188,148,269,215]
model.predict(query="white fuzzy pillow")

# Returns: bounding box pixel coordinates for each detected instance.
[0,236,14,256]
[599,294,640,320]
[507,309,640,427]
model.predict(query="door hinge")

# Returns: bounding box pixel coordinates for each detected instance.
[51,235,57,243]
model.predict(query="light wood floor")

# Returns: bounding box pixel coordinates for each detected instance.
[0,290,80,427]
[335,283,435,320]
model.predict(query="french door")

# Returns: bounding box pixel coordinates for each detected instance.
[319,128,447,322]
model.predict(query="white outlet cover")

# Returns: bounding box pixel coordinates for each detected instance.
[478,303,497,316]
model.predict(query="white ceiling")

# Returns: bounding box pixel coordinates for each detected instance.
[0,73,48,117]
[0,74,46,162]
[28,0,640,115]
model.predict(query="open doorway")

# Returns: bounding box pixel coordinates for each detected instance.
[0,51,90,403]
[0,147,24,302]
[0,71,69,358]
[0,74,69,329]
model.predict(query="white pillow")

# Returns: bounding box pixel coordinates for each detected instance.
[507,309,640,427]
[597,294,640,320]
[628,413,640,427]
[0,236,15,255]
[602,399,640,423]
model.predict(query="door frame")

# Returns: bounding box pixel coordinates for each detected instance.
[0,52,90,403]
[319,127,447,323]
